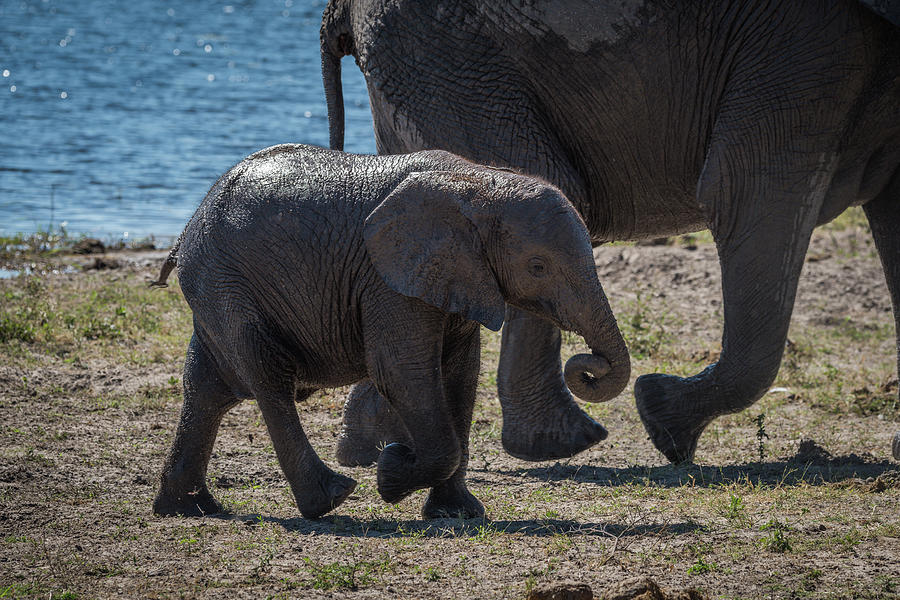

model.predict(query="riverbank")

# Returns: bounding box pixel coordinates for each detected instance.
[1,210,898,598]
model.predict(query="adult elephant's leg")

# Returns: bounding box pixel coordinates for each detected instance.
[154,330,239,516]
[498,306,609,461]
[423,323,484,519]
[862,170,900,460]
[636,125,838,463]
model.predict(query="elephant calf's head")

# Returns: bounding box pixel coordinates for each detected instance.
[364,168,630,403]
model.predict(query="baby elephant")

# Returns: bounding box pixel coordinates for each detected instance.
[151,144,629,520]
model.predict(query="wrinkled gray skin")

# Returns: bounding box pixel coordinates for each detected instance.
[151,144,629,519]
[321,0,900,464]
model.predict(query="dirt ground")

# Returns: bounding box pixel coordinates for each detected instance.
[1,214,898,599]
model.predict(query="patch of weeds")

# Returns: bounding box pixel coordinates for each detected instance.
[686,555,716,575]
[394,524,428,546]
[686,544,716,575]
[819,528,864,554]
[717,492,750,527]
[302,557,391,591]
[0,315,36,343]
[799,568,823,593]
[413,565,442,581]
[759,519,792,553]
[545,532,574,555]
[80,316,122,340]
[469,522,504,543]
[848,380,899,418]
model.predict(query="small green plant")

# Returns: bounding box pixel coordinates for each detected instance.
[303,557,390,591]
[546,532,574,555]
[721,492,749,526]
[754,413,769,461]
[687,555,715,575]
[686,544,716,575]
[760,519,791,553]
[470,522,503,543]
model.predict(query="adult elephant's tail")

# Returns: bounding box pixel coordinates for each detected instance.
[321,0,354,151]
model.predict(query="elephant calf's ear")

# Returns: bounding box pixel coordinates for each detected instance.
[364,172,506,331]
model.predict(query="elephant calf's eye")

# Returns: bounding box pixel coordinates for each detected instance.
[527,257,547,278]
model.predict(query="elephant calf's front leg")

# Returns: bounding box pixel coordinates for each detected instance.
[365,306,463,505]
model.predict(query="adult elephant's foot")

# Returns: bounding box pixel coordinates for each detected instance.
[634,372,718,464]
[498,309,609,461]
[422,478,485,520]
[153,485,223,517]
[336,381,409,467]
[499,393,608,461]
[893,432,900,461]
[296,468,357,520]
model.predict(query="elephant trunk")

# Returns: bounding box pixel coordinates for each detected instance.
[320,0,352,150]
[562,302,631,403]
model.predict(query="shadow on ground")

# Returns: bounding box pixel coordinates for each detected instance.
[485,441,900,488]
[207,511,701,540]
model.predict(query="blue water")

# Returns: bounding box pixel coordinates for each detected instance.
[0,0,375,240]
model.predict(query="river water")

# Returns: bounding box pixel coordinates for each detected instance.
[0,0,375,240]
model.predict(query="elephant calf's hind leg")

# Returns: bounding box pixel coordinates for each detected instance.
[154,333,239,516]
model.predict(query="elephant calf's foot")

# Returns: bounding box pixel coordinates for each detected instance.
[501,398,608,462]
[376,443,458,504]
[635,373,717,464]
[422,481,485,520]
[296,468,357,519]
[336,382,409,467]
[892,432,900,461]
[153,485,223,517]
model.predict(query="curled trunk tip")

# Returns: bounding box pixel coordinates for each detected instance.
[564,351,628,403]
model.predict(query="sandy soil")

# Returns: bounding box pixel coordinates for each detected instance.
[0,222,897,599]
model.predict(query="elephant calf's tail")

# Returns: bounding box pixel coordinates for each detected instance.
[148,235,181,289]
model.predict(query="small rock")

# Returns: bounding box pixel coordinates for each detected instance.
[85,257,120,271]
[527,580,593,600]
[603,577,663,600]
[72,238,105,254]
[600,577,709,600]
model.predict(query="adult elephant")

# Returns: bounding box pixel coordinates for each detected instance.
[320,0,900,464]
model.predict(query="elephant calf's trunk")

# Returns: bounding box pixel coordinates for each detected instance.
[564,352,615,402]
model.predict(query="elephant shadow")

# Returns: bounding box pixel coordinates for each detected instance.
[206,442,897,537]
[206,511,703,540]
[488,442,899,490]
